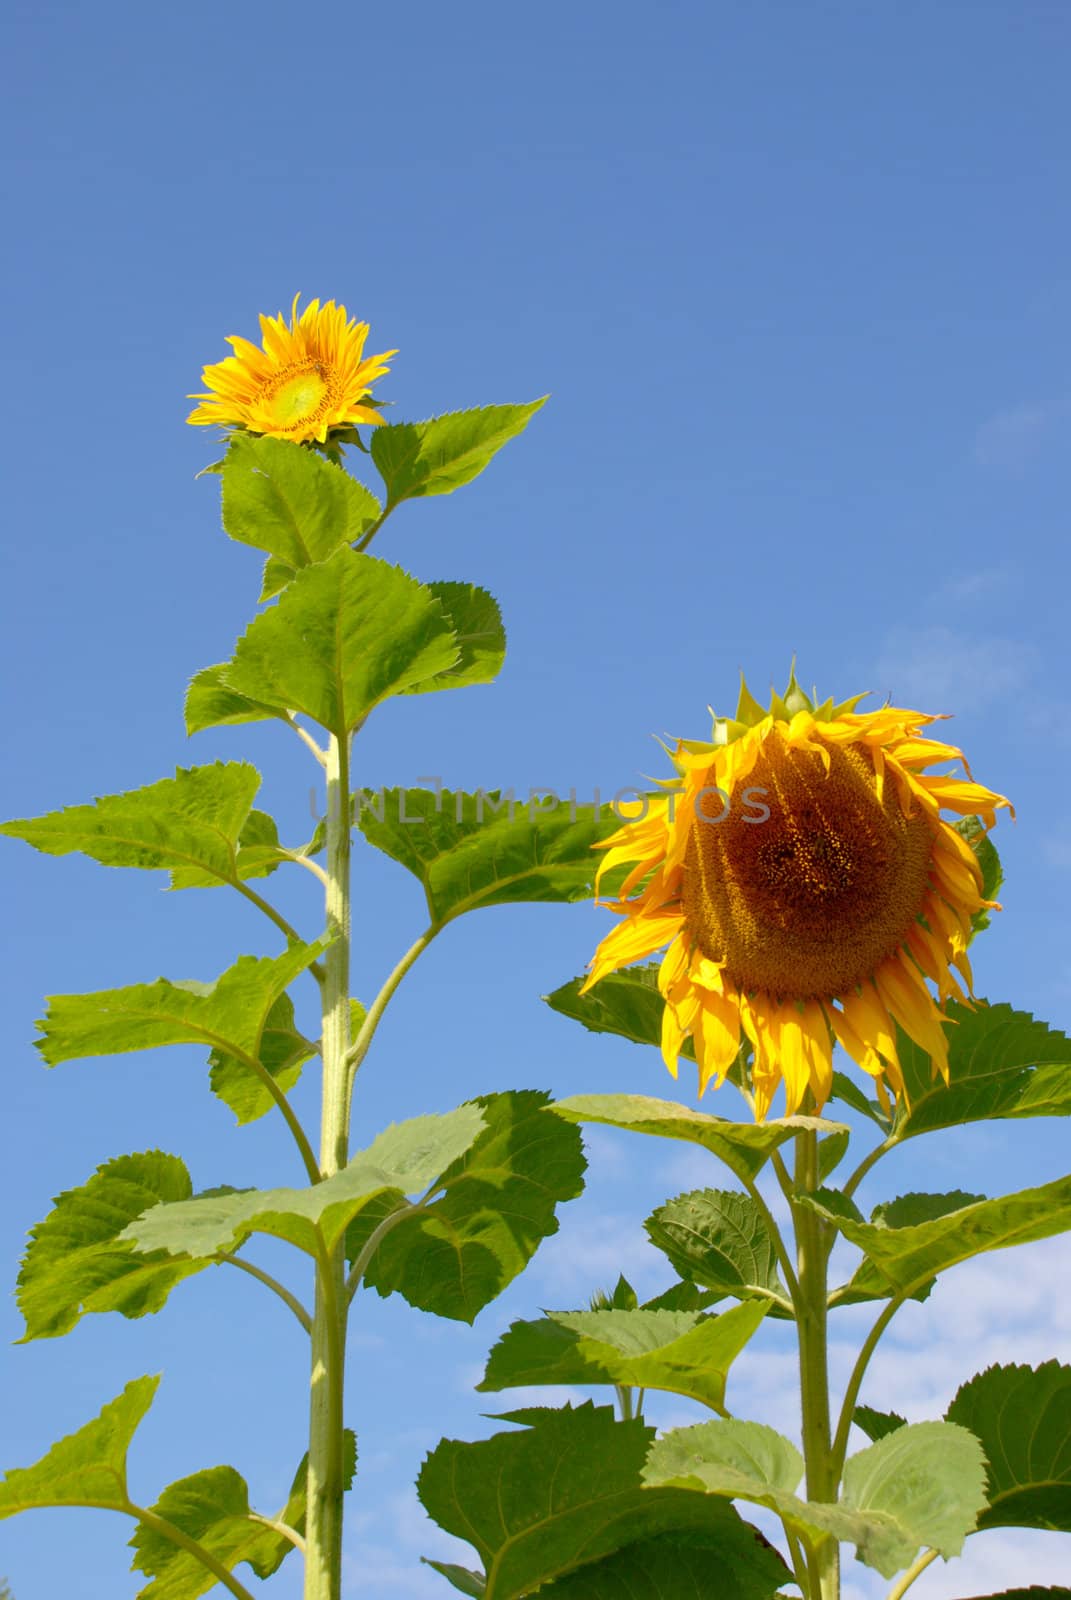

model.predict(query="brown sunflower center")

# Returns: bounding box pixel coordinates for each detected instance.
[682,737,936,999]
[258,359,338,434]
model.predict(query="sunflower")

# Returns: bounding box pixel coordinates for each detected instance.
[585,674,1012,1120]
[187,295,396,443]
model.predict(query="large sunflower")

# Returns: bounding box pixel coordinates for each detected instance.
[585,675,1012,1120]
[187,294,395,443]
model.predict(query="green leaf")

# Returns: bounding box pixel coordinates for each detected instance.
[829,1069,890,1129]
[0,763,272,890]
[811,1178,1071,1297]
[362,1091,586,1322]
[955,815,1003,937]
[121,1104,487,1261]
[644,1417,803,1501]
[945,1361,1071,1532]
[129,1432,356,1596]
[853,1405,907,1443]
[0,1376,158,1516]
[371,400,546,507]
[209,991,317,1125]
[220,433,379,566]
[552,1093,846,1185]
[403,583,505,693]
[544,965,698,1059]
[423,1560,486,1597]
[17,1152,206,1341]
[173,807,287,888]
[892,1004,1071,1141]
[644,1417,987,1579]
[357,789,622,925]
[478,1301,766,1412]
[35,944,324,1079]
[418,1403,791,1600]
[645,1190,790,1307]
[945,1592,1071,1600]
[818,1127,852,1181]
[184,665,282,735]
[838,1420,988,1574]
[189,547,459,737]
[524,1527,791,1599]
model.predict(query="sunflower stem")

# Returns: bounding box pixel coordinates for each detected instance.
[794,1123,840,1600]
[304,730,352,1600]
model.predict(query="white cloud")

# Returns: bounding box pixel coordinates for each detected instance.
[345,1486,476,1596]
[528,1209,668,1299]
[1042,835,1071,869]
[873,625,1036,712]
[939,564,1015,603]
[974,404,1047,469]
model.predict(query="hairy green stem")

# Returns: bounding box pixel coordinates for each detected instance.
[794,1126,839,1600]
[304,731,352,1600]
[841,1136,893,1202]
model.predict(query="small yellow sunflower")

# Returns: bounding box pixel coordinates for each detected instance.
[187,295,396,443]
[585,675,1012,1120]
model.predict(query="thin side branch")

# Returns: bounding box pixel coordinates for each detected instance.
[248,1513,306,1553]
[285,713,328,767]
[344,926,440,1112]
[353,506,395,554]
[841,1136,895,1201]
[281,851,331,888]
[219,1254,313,1333]
[235,882,326,984]
[830,1293,907,1478]
[345,1181,441,1303]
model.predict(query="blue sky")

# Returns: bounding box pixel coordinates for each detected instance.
[2,1,1069,1594]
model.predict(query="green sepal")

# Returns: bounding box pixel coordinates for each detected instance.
[417,1402,792,1600]
[734,674,767,726]
[357,790,622,926]
[477,1300,767,1412]
[945,1361,1071,1532]
[16,1152,206,1341]
[0,1375,158,1516]
[361,1091,586,1322]
[371,399,547,508]
[955,815,1003,937]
